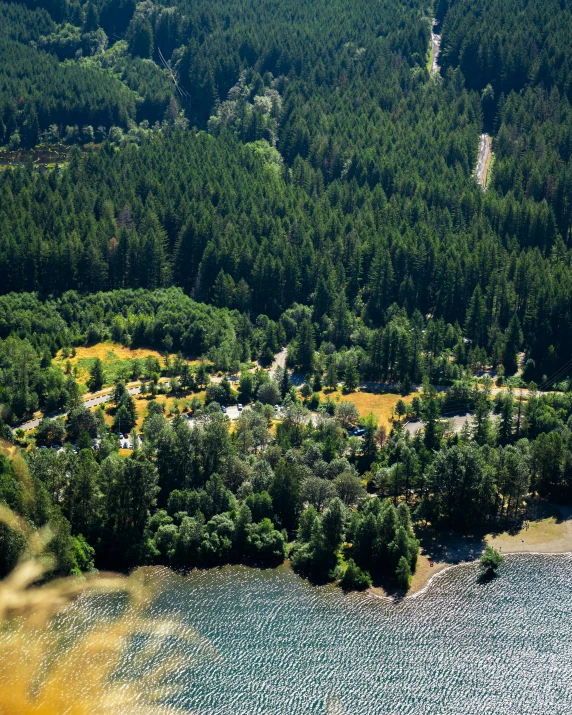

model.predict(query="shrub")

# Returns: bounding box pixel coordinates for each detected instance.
[480,545,503,574]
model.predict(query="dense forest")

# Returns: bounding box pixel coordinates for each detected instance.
[1,0,571,380]
[1,0,572,589]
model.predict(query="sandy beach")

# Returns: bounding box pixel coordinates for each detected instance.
[407,505,572,596]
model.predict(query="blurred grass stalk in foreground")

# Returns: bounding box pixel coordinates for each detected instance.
[0,505,191,715]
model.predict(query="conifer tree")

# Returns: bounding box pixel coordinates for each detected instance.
[325,357,338,390]
[344,360,359,391]
[296,320,315,374]
[88,358,104,392]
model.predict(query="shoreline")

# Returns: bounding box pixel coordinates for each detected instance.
[401,506,572,598]
[414,550,572,599]
[128,531,572,608]
[152,508,572,602]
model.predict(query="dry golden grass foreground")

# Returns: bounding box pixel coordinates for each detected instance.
[0,503,206,714]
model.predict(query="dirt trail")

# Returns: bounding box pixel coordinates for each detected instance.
[475,133,492,189]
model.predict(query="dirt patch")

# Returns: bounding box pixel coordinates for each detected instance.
[409,554,450,594]
[0,440,17,458]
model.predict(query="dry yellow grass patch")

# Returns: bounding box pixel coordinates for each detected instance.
[53,342,201,388]
[131,391,206,430]
[56,342,165,364]
[320,389,413,429]
[513,517,563,544]
[0,440,17,458]
[53,342,168,387]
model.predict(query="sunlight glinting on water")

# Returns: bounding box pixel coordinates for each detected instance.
[69,555,572,714]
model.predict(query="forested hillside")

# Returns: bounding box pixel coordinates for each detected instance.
[438,0,572,100]
[1,0,572,585]
[439,0,572,239]
[0,0,571,379]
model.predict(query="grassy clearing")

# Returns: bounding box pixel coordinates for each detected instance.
[53,342,200,389]
[318,389,413,429]
[487,512,572,552]
[516,516,562,543]
[54,342,166,388]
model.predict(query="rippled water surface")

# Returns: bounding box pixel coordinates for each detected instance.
[87,555,572,713]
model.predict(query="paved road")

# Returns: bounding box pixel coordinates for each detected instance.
[430,19,441,74]
[15,383,147,433]
[11,341,539,436]
[13,347,294,434]
[358,381,421,392]
[475,133,492,189]
[357,383,538,398]
[267,348,306,386]
[269,348,288,380]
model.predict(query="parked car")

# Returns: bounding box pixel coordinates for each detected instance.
[238,403,243,412]
[221,405,227,414]
[353,428,366,437]
[274,404,280,413]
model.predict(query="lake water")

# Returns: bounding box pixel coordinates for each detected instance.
[80,554,572,714]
